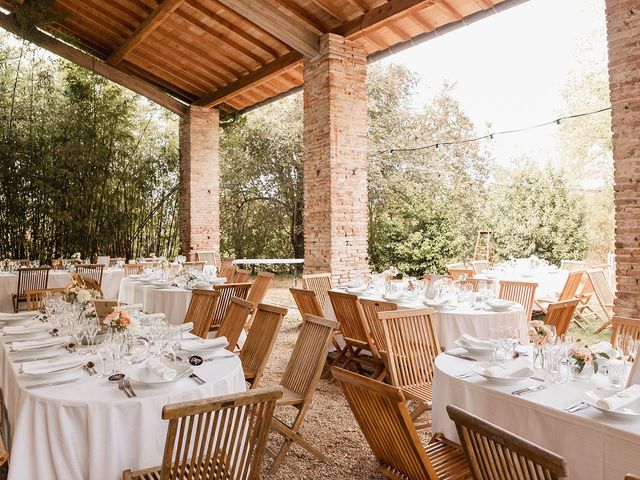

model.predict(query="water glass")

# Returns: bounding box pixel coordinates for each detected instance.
[98,338,122,377]
[607,359,626,388]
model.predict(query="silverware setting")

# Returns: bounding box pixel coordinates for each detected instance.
[529,375,545,382]
[511,385,545,396]
[83,361,97,376]
[25,378,80,390]
[189,373,206,385]
[456,371,477,379]
[444,351,477,361]
[118,380,131,398]
[124,378,136,397]
[564,401,590,413]
[65,343,76,353]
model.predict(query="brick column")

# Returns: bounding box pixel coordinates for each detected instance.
[606,1,640,316]
[178,106,220,260]
[303,33,369,283]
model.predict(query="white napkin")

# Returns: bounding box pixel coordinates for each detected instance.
[346,286,367,293]
[593,384,640,411]
[181,336,228,352]
[480,359,531,378]
[21,356,84,375]
[180,322,194,333]
[0,312,39,322]
[145,358,176,381]
[458,334,494,349]
[3,324,51,335]
[11,336,70,352]
[590,341,616,360]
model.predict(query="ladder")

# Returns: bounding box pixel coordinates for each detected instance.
[473,230,493,261]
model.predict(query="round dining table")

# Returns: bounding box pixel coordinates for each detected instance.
[324,289,528,349]
[474,265,569,299]
[118,278,194,325]
[0,271,71,313]
[432,350,640,479]
[0,332,245,480]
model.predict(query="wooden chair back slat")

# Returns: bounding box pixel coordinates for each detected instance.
[459,277,480,292]
[75,264,104,286]
[123,264,146,277]
[379,308,441,389]
[332,367,439,480]
[219,265,236,281]
[93,299,118,323]
[14,267,50,311]
[212,283,252,329]
[148,387,283,480]
[328,291,378,357]
[195,251,215,265]
[558,270,583,301]
[560,260,586,271]
[25,288,64,311]
[447,404,569,480]
[184,290,220,339]
[611,316,640,347]
[240,303,287,388]
[216,297,254,351]
[587,269,615,313]
[301,273,332,313]
[545,299,579,336]
[290,288,323,317]
[448,267,474,279]
[280,314,338,400]
[247,272,274,307]
[358,298,397,354]
[233,269,251,283]
[498,280,538,321]
[183,261,206,272]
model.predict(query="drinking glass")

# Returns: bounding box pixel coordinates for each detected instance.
[489,327,503,362]
[98,337,122,377]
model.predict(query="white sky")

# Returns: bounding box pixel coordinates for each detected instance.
[378,0,608,167]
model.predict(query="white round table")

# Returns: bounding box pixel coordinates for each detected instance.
[1,336,245,480]
[475,266,568,299]
[101,268,124,300]
[0,271,71,313]
[432,351,640,480]
[119,278,193,325]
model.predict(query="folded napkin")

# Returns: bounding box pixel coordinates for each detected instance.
[479,359,530,378]
[181,336,228,352]
[180,322,194,333]
[11,336,70,352]
[3,324,51,335]
[21,356,84,375]
[458,334,494,349]
[0,312,39,322]
[593,384,640,411]
[145,358,176,381]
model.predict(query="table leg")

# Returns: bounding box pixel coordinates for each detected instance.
[293,264,298,287]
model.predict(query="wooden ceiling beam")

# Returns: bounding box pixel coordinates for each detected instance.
[216,0,319,57]
[107,0,186,66]
[194,50,303,107]
[0,12,188,117]
[437,0,464,20]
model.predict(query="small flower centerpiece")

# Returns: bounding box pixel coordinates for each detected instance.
[71,252,81,260]
[568,343,609,379]
[381,267,399,282]
[528,320,555,369]
[64,280,101,305]
[103,309,138,334]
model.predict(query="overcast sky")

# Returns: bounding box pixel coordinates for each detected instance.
[378,0,608,168]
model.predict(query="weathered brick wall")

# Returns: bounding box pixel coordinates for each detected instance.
[606,1,640,316]
[303,33,369,283]
[178,106,220,260]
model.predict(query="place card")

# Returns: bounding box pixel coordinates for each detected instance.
[627,358,640,388]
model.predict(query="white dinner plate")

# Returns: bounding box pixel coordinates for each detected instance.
[485,300,517,312]
[454,339,494,355]
[584,389,640,419]
[180,339,229,357]
[129,361,193,387]
[471,361,533,385]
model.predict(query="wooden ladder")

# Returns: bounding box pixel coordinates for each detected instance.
[473,230,493,261]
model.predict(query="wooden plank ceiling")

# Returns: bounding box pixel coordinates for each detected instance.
[0,0,506,115]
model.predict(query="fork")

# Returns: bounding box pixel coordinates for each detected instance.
[189,373,206,385]
[456,371,477,379]
[118,380,132,398]
[124,378,137,397]
[565,401,589,413]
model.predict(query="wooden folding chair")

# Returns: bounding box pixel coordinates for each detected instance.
[219,264,236,281]
[195,250,216,265]
[12,267,50,312]
[0,391,8,468]
[123,386,283,480]
[302,273,332,313]
[25,288,64,312]
[379,308,440,431]
[469,260,489,274]
[123,264,145,277]
[79,276,103,297]
[214,252,222,270]
[535,270,583,313]
[268,314,338,474]
[574,275,596,327]
[216,297,254,352]
[333,367,469,480]
[75,264,104,286]
[448,267,474,279]
[183,289,220,339]
[560,259,586,271]
[233,269,251,283]
[211,283,252,331]
[240,303,287,388]
[544,299,579,336]
[588,269,616,333]
[358,298,397,356]
[498,280,538,321]
[447,404,568,479]
[93,299,118,323]
[611,316,640,347]
[328,291,384,378]
[183,261,206,272]
[459,277,480,292]
[290,288,323,317]
[245,272,275,330]
[109,257,125,267]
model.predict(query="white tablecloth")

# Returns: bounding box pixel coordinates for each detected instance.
[0,271,71,313]
[101,268,124,300]
[325,289,527,349]
[432,351,640,479]
[475,267,568,299]
[118,278,192,325]
[1,335,245,480]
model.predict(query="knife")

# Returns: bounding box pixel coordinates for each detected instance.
[444,351,477,361]
[511,385,544,396]
[25,377,80,390]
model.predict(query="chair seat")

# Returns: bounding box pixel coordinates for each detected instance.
[426,434,470,480]
[124,456,230,480]
[402,383,433,403]
[276,387,304,406]
[243,367,256,380]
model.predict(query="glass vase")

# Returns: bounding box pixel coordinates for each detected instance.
[532,345,545,370]
[570,360,594,380]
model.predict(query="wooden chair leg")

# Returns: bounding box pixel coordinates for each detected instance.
[595,320,612,334]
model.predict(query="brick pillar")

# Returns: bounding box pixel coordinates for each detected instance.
[303,33,369,283]
[178,106,220,260]
[606,1,640,316]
